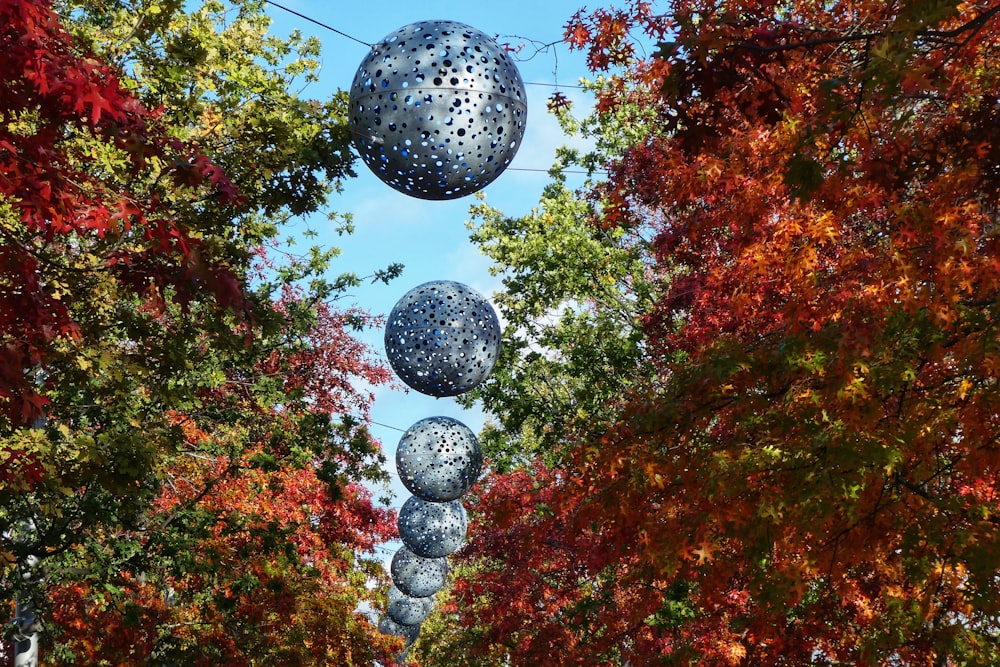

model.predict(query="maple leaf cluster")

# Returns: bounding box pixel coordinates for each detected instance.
[45,434,398,665]
[425,1,1000,666]
[0,0,243,428]
[0,1,401,664]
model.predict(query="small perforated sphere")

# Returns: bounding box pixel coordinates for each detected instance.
[391,546,449,598]
[348,20,527,200]
[396,416,482,502]
[387,584,435,626]
[398,496,468,558]
[385,280,501,397]
[378,614,421,645]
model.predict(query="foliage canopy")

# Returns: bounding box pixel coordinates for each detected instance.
[1,1,402,663]
[420,1,1000,665]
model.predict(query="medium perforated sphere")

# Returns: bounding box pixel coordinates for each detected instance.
[385,280,501,397]
[398,496,468,558]
[388,584,435,625]
[348,20,527,200]
[396,416,482,502]
[391,546,449,598]
[378,614,421,645]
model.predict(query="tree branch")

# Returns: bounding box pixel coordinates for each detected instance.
[726,5,1000,56]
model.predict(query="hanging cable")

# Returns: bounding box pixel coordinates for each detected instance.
[370,419,407,433]
[260,0,585,89]
[509,167,596,174]
[262,0,373,48]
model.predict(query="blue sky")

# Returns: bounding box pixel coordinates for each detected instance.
[258,0,596,560]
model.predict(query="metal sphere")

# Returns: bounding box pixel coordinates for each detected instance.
[396,416,482,502]
[378,614,421,645]
[391,546,449,598]
[385,280,501,397]
[387,584,435,626]
[348,20,528,200]
[398,495,468,558]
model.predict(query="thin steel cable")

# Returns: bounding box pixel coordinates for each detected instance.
[261,0,585,89]
[371,419,407,433]
[262,0,373,48]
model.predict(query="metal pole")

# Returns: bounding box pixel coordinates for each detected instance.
[12,556,40,667]
[11,424,44,667]
[11,623,38,667]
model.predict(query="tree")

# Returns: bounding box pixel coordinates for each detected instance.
[458,173,655,471]
[1,0,250,578]
[34,288,402,665]
[428,1,1000,665]
[1,0,401,662]
[0,0,244,428]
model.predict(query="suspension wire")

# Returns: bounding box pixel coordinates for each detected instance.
[262,0,373,48]
[509,167,596,174]
[260,2,603,174]
[370,419,407,433]
[523,80,584,88]
[260,0,585,89]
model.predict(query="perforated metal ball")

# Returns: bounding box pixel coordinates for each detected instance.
[378,614,421,645]
[391,546,449,598]
[385,280,501,397]
[388,583,435,626]
[398,495,468,558]
[396,416,482,502]
[349,20,527,200]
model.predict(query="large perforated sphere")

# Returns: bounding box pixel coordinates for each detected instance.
[378,614,421,645]
[385,280,501,397]
[349,20,527,200]
[398,496,468,558]
[388,584,435,625]
[391,546,449,598]
[396,416,482,502]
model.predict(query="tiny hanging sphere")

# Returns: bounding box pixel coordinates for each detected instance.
[396,416,482,502]
[398,495,468,558]
[391,546,449,598]
[387,583,435,626]
[378,614,421,645]
[348,20,528,200]
[385,280,501,397]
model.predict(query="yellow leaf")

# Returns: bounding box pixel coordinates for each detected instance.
[692,540,716,564]
[957,378,973,401]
